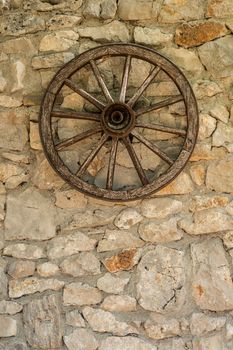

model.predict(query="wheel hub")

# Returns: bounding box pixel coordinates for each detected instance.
[101,102,135,137]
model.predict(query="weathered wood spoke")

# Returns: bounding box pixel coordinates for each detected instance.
[76,133,109,178]
[128,66,160,108]
[106,137,118,190]
[136,122,186,136]
[136,95,184,117]
[122,137,149,185]
[119,55,131,103]
[55,127,102,151]
[51,108,101,122]
[90,60,114,103]
[64,79,105,111]
[131,130,174,166]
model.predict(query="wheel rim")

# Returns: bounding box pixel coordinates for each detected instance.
[39,43,199,201]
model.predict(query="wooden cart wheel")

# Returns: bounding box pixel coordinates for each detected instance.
[39,43,198,201]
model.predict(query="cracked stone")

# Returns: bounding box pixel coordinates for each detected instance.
[66,310,85,327]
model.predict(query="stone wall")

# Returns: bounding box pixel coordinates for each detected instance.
[0,0,233,349]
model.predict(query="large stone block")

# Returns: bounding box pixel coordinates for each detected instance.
[118,0,157,20]
[206,157,233,193]
[78,21,129,42]
[159,0,204,23]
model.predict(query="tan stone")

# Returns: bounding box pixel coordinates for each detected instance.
[190,143,226,161]
[193,334,226,350]
[61,92,84,110]
[206,158,233,193]
[67,208,117,229]
[0,315,17,337]
[101,0,117,19]
[190,313,226,336]
[97,229,144,252]
[37,262,59,277]
[206,0,233,17]
[189,195,229,212]
[78,21,129,42]
[223,231,233,249]
[103,248,140,272]
[0,162,23,182]
[175,21,228,48]
[193,80,222,99]
[8,260,35,279]
[4,243,45,260]
[101,295,137,312]
[0,71,6,92]
[212,121,233,147]
[64,328,99,350]
[0,37,37,55]
[2,152,29,164]
[32,52,75,69]
[190,164,205,186]
[141,198,182,219]
[134,27,173,46]
[191,238,233,311]
[156,172,194,195]
[159,0,204,23]
[30,122,42,150]
[97,273,129,294]
[99,336,157,350]
[82,307,138,336]
[139,217,183,243]
[60,252,100,277]
[47,15,82,30]
[144,318,181,340]
[63,282,102,306]
[0,300,22,315]
[114,208,143,229]
[198,113,217,140]
[39,30,79,52]
[55,189,87,209]
[0,95,23,108]
[66,310,86,327]
[210,104,229,123]
[118,0,157,20]
[9,278,64,298]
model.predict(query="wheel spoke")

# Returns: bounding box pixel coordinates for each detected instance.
[131,130,174,166]
[51,108,101,122]
[122,137,148,185]
[136,95,183,117]
[76,133,109,178]
[55,127,102,151]
[106,137,118,190]
[136,122,186,136]
[90,59,114,103]
[128,66,160,108]
[64,79,105,111]
[119,55,131,103]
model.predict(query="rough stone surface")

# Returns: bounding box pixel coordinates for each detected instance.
[206,158,233,193]
[144,318,182,340]
[66,310,86,328]
[137,246,185,312]
[97,273,129,294]
[8,260,36,279]
[99,336,157,350]
[101,295,137,312]
[63,282,102,306]
[67,209,117,229]
[64,328,99,350]
[39,30,79,52]
[97,229,144,252]
[191,238,233,311]
[23,294,62,349]
[134,27,173,46]
[206,0,233,18]
[9,277,64,298]
[190,313,226,336]
[189,195,229,212]
[82,307,138,336]
[118,0,157,20]
[0,300,22,315]
[0,258,8,299]
[198,36,233,77]
[55,189,87,209]
[179,208,233,235]
[156,172,194,195]
[37,262,59,277]
[212,121,233,148]
[103,248,141,272]
[78,21,129,42]
[60,252,100,276]
[0,315,17,337]
[139,217,183,243]
[47,233,97,259]
[141,198,182,219]
[5,188,57,241]
[4,243,44,260]
[175,21,228,48]
[32,52,75,69]
[114,208,143,229]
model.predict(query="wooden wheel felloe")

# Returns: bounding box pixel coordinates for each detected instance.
[39,43,198,201]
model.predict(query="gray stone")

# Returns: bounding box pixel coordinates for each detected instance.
[101,0,117,19]
[158,338,191,350]
[60,252,100,277]
[97,229,144,252]
[24,294,62,349]
[63,282,102,306]
[82,307,138,336]
[114,208,143,229]
[212,121,233,148]
[141,198,182,219]
[99,336,157,350]
[137,246,185,312]
[39,30,79,52]
[32,52,75,69]
[0,315,17,337]
[192,334,227,350]
[190,313,226,336]
[78,21,129,42]
[0,301,22,315]
[47,233,97,259]
[5,188,57,241]
[9,277,64,298]
[97,273,129,294]
[66,310,85,327]
[64,328,99,350]
[4,243,45,260]
[101,295,137,312]
[139,217,183,243]
[134,27,173,46]
[198,36,233,77]
[83,0,101,18]
[8,260,36,279]
[0,110,28,151]
[0,258,7,299]
[47,15,82,30]
[67,208,116,229]
[206,158,233,193]
[178,208,233,235]
[191,238,233,311]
